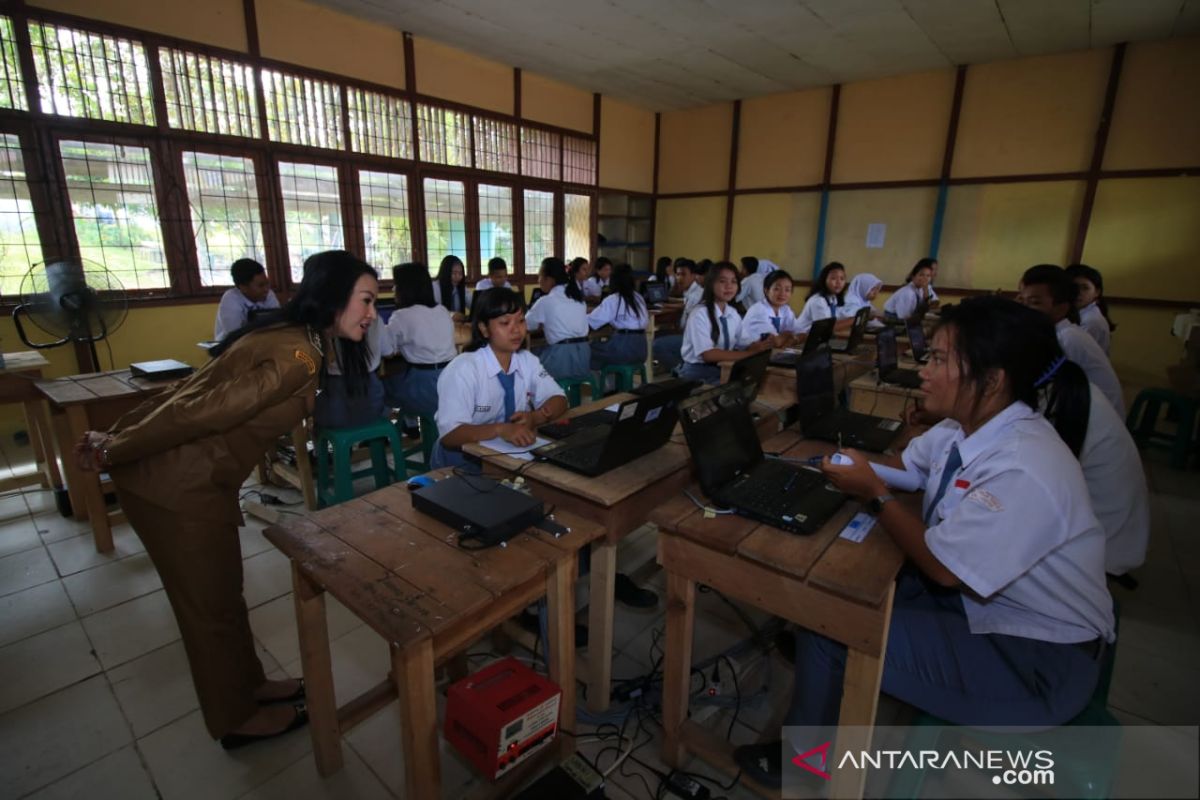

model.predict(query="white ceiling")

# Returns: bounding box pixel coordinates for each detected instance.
[312,0,1200,110]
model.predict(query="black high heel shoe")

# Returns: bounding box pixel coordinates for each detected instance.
[220,702,309,751]
[258,678,305,705]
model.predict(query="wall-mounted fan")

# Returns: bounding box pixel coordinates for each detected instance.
[12,260,129,371]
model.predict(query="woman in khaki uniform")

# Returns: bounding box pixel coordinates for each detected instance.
[76,251,379,749]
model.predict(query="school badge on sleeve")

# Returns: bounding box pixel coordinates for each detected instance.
[294,349,317,375]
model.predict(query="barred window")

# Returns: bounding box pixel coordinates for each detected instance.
[478,184,513,265]
[563,137,597,185]
[0,135,42,296]
[262,70,343,150]
[59,140,168,290]
[29,22,154,125]
[0,17,27,111]
[423,178,465,274]
[417,104,470,168]
[182,152,267,287]
[278,161,344,281]
[564,194,591,262]
[360,170,411,271]
[523,188,554,273]
[473,116,517,174]
[159,48,259,138]
[520,128,560,181]
[349,88,412,160]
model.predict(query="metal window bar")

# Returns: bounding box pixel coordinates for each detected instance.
[0,134,44,296]
[473,116,518,174]
[181,151,267,286]
[417,103,470,167]
[0,17,28,111]
[160,47,259,138]
[277,160,345,281]
[262,70,343,150]
[564,193,591,261]
[563,136,597,185]
[520,127,561,181]
[422,177,466,274]
[477,183,513,264]
[29,22,155,124]
[359,170,411,269]
[348,88,413,160]
[523,188,554,271]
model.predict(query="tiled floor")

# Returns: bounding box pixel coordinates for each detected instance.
[0,439,1197,800]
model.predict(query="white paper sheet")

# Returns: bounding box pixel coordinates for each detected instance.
[478,436,550,461]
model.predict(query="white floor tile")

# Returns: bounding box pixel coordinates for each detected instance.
[250,593,363,670]
[0,492,29,523]
[0,580,75,647]
[242,548,294,610]
[24,745,158,800]
[33,511,93,544]
[239,524,276,559]
[63,552,163,616]
[45,522,146,576]
[0,545,57,597]
[81,589,181,670]
[281,625,389,704]
[1110,641,1200,725]
[23,489,58,516]
[237,746,393,800]
[0,620,101,714]
[0,675,132,797]
[109,640,198,738]
[0,516,42,558]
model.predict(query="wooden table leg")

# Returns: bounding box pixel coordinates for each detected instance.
[49,408,87,522]
[645,313,656,379]
[828,582,894,800]
[586,539,617,713]
[292,563,343,775]
[63,405,113,553]
[393,636,440,797]
[25,399,63,489]
[661,569,696,768]
[292,421,318,510]
[546,551,578,756]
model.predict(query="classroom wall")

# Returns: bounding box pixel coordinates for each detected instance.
[599,97,655,194]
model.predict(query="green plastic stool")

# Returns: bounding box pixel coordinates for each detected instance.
[557,375,601,408]
[315,418,405,507]
[600,362,648,395]
[1126,388,1200,469]
[396,413,438,475]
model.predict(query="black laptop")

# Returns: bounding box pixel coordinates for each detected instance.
[876,327,923,388]
[829,307,871,354]
[534,381,691,476]
[906,319,930,363]
[795,349,902,452]
[642,281,670,307]
[769,317,834,367]
[678,382,846,535]
[727,349,770,402]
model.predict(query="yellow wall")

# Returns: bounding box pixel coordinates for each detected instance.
[655,197,726,260]
[521,72,592,133]
[736,89,830,189]
[599,97,655,193]
[729,193,820,275]
[413,36,512,114]
[825,188,939,282]
[257,0,405,88]
[1107,306,1183,390]
[29,0,249,52]
[657,103,733,194]
[1104,38,1200,170]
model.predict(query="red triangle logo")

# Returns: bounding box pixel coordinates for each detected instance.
[791,741,832,780]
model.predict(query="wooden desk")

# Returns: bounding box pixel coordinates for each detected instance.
[652,430,905,799]
[846,371,925,420]
[0,352,61,495]
[36,370,180,552]
[263,478,602,797]
[465,393,780,713]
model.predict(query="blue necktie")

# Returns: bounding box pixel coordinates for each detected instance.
[771,316,781,333]
[826,297,837,317]
[924,444,963,525]
[496,371,516,420]
[719,316,730,350]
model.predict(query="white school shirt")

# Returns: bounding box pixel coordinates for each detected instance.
[793,293,841,333]
[475,278,512,292]
[735,260,777,306]
[327,315,388,375]
[738,299,795,347]
[901,402,1115,644]
[1056,319,1124,415]
[883,282,932,319]
[385,304,458,365]
[431,282,471,314]
[1078,303,1111,355]
[435,346,565,440]
[213,287,280,340]
[583,275,610,298]
[588,292,648,331]
[681,303,743,365]
[524,285,589,344]
[680,281,704,323]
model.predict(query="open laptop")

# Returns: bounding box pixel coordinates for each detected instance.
[727,349,770,402]
[769,317,834,367]
[642,281,669,307]
[534,381,691,476]
[876,327,923,388]
[795,349,902,452]
[906,319,930,363]
[829,306,871,354]
[678,382,846,535]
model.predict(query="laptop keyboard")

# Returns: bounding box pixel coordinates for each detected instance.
[550,441,605,468]
[538,409,617,440]
[721,461,828,523]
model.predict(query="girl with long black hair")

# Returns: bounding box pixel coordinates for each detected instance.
[432,254,470,319]
[588,263,649,369]
[678,261,773,384]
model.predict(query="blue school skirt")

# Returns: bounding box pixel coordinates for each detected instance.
[677,361,722,385]
[590,329,647,370]
[382,364,444,418]
[536,340,591,380]
[314,373,386,430]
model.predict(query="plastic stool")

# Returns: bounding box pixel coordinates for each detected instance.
[315,418,405,507]
[1126,388,1200,469]
[396,412,438,475]
[600,362,648,395]
[557,375,601,408]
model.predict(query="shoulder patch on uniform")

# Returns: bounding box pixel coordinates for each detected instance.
[294,349,317,375]
[966,488,1003,512]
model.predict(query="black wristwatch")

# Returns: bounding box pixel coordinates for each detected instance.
[866,493,895,514]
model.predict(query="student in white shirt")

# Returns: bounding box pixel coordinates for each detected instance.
[884,259,936,320]
[679,262,774,385]
[589,263,649,369]
[475,257,512,292]
[525,257,591,380]
[843,273,884,318]
[383,263,458,424]
[433,288,567,469]
[794,262,856,335]
[213,259,280,340]
[568,257,592,298]
[737,269,797,347]
[583,258,613,299]
[652,256,674,289]
[735,257,777,308]
[1017,264,1125,415]
[651,259,702,371]
[1066,263,1114,355]
[432,255,471,320]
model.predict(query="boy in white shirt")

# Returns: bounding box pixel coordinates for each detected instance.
[213,259,280,340]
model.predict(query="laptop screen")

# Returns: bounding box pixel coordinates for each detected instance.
[801,317,835,355]
[643,282,669,305]
[679,383,763,496]
[795,348,837,424]
[876,327,899,372]
[906,320,928,361]
[845,306,870,349]
[728,349,770,401]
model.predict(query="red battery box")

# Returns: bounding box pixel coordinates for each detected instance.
[444,657,562,780]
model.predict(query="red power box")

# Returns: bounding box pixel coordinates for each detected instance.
[444,657,562,781]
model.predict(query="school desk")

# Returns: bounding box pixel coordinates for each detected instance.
[651,428,908,800]
[847,370,926,421]
[465,392,781,713]
[263,477,602,797]
[36,369,180,553]
[0,351,61,496]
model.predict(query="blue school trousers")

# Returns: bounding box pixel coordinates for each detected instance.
[590,330,647,370]
[677,361,722,386]
[536,341,591,380]
[382,365,443,418]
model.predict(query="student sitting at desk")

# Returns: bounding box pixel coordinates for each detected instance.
[884,258,937,320]
[843,272,884,318]
[737,269,797,347]
[76,250,379,750]
[1066,263,1115,355]
[735,296,1115,787]
[735,256,778,308]
[651,255,674,289]
[588,263,648,369]
[383,263,457,429]
[475,257,512,292]
[433,288,567,469]
[213,258,280,340]
[568,256,592,297]
[583,257,613,299]
[679,261,776,384]
[525,257,592,380]
[794,261,856,335]
[432,254,471,320]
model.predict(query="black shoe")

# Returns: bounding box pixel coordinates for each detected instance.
[733,742,783,789]
[258,678,305,705]
[401,423,421,439]
[614,574,658,609]
[220,703,309,751]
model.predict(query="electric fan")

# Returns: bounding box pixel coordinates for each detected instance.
[11,260,129,371]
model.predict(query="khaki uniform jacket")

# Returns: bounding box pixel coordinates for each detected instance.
[106,325,324,524]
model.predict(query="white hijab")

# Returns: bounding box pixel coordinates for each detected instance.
[846,273,883,306]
